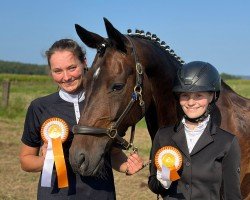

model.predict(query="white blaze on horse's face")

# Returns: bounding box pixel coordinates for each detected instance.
[93,67,101,80]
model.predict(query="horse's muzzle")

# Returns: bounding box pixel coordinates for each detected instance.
[69,148,89,175]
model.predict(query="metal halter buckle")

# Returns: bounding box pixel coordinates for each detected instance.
[108,128,118,139]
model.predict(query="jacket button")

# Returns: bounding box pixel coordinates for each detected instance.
[186,162,190,166]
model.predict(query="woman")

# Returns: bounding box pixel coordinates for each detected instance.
[19,39,143,199]
[148,61,241,199]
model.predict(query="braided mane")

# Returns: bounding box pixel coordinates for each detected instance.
[127,29,185,65]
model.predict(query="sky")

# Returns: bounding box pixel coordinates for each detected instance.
[0,1,250,76]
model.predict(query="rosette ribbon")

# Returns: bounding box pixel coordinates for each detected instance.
[155,146,182,182]
[40,117,69,188]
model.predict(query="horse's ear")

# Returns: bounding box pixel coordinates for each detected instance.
[75,24,106,49]
[103,18,128,53]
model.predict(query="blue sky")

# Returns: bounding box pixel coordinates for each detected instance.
[0,1,249,75]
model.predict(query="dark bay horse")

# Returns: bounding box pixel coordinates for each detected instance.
[69,18,250,199]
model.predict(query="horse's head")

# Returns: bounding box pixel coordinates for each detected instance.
[69,18,153,176]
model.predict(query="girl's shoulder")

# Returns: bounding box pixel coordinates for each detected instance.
[155,125,177,139]
[214,125,237,142]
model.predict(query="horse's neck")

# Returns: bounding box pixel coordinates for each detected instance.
[142,48,180,140]
[216,80,250,134]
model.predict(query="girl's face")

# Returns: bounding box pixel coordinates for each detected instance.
[179,92,213,119]
[50,50,86,94]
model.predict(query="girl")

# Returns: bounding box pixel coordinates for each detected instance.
[148,61,241,199]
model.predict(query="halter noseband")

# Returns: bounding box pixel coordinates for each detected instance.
[72,36,145,150]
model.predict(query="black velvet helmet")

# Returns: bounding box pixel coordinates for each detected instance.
[173,61,221,99]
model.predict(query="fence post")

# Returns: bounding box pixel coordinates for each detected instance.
[2,80,11,107]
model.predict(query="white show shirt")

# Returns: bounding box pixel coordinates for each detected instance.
[59,89,85,123]
[182,115,210,153]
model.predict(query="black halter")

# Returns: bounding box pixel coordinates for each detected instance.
[72,36,145,150]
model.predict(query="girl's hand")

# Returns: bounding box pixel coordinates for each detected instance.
[125,153,144,175]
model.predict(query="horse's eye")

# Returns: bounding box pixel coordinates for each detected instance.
[111,83,125,92]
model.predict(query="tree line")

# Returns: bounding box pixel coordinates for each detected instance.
[0,60,49,75]
[0,60,243,79]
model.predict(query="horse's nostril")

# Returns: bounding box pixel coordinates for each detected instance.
[75,151,89,173]
[78,152,85,167]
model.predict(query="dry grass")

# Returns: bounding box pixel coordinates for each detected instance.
[114,128,156,200]
[0,119,157,200]
[0,119,39,200]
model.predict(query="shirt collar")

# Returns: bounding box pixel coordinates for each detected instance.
[59,89,85,103]
[182,115,210,136]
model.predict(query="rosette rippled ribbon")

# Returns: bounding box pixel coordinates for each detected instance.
[155,146,182,183]
[161,153,180,181]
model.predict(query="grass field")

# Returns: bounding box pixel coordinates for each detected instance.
[0,74,249,199]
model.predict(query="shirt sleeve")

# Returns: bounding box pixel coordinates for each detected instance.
[21,101,43,147]
[222,136,242,200]
[148,130,169,197]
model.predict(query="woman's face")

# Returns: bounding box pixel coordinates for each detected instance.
[179,92,213,119]
[50,50,85,94]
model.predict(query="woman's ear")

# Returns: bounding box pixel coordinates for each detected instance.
[81,58,88,75]
[83,66,88,74]
[84,57,87,65]
[49,69,52,77]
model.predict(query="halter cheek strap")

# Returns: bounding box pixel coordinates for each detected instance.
[72,36,145,150]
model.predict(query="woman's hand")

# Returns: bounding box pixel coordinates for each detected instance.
[19,143,46,172]
[39,143,48,159]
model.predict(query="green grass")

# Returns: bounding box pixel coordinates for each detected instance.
[224,79,250,98]
[0,73,51,82]
[0,74,57,121]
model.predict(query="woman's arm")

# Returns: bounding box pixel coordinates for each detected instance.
[19,143,46,172]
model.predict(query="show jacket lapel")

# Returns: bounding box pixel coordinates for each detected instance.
[190,122,214,156]
[172,126,190,159]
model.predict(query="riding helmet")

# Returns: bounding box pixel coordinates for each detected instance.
[173,61,221,122]
[173,61,221,99]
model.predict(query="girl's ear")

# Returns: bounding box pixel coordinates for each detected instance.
[210,92,215,103]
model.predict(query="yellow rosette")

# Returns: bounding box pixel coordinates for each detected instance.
[41,117,69,188]
[155,146,182,181]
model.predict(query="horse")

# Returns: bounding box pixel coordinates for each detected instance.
[69,18,250,199]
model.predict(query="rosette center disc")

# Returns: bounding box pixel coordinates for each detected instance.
[41,117,69,143]
[155,146,182,171]
[48,124,62,138]
[162,153,175,168]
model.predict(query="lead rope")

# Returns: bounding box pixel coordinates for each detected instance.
[130,125,137,152]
